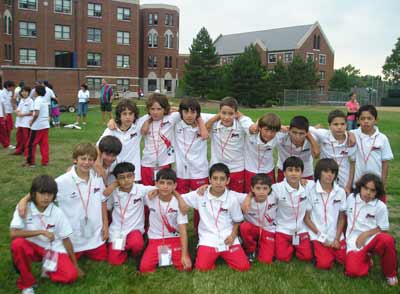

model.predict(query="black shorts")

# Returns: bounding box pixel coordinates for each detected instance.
[100,102,112,112]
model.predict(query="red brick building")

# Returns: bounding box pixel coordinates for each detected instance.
[214,22,334,93]
[0,0,180,108]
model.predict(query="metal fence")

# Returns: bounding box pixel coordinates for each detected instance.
[282,89,380,106]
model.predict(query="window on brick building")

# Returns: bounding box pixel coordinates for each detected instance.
[319,71,325,81]
[116,55,130,68]
[117,7,131,21]
[87,52,102,66]
[55,0,71,14]
[88,28,102,42]
[164,14,173,26]
[284,52,293,63]
[319,54,326,65]
[164,56,172,68]
[306,52,314,62]
[19,21,36,37]
[148,13,158,25]
[117,79,129,91]
[87,78,102,91]
[5,0,12,5]
[19,0,37,10]
[164,31,173,49]
[319,86,325,94]
[148,79,157,92]
[55,24,71,40]
[88,3,102,17]
[4,44,12,60]
[313,34,321,50]
[117,31,130,45]
[147,31,158,48]
[55,51,73,67]
[268,53,277,63]
[148,56,157,68]
[164,80,172,92]
[4,11,12,35]
[19,48,36,64]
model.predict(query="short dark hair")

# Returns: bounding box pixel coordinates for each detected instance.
[251,173,272,188]
[314,158,339,183]
[349,92,356,99]
[328,109,347,124]
[358,104,378,119]
[289,116,309,132]
[30,175,58,204]
[35,85,46,97]
[209,163,230,178]
[21,86,31,94]
[113,162,135,177]
[283,156,304,172]
[354,173,385,200]
[3,80,16,89]
[81,83,88,91]
[146,93,170,115]
[98,135,122,156]
[179,97,201,120]
[156,168,177,183]
[220,96,238,112]
[115,99,139,125]
[258,113,281,132]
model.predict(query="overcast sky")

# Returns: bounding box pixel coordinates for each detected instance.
[142,0,399,76]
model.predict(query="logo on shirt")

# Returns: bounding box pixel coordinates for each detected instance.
[231,133,240,138]
[70,192,78,198]
[371,146,381,151]
[94,188,100,194]
[333,199,342,204]
[130,133,138,139]
[219,208,228,213]
[267,203,275,209]
[167,208,178,214]
[299,196,307,202]
[340,150,349,155]
[301,148,310,153]
[46,224,55,229]
[149,208,156,213]
[133,198,142,204]
[161,121,170,128]
[366,213,375,219]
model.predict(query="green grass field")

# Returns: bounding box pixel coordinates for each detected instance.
[0,102,399,293]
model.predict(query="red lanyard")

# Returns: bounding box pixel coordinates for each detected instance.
[182,128,197,160]
[38,213,47,230]
[118,192,134,231]
[76,180,92,220]
[290,142,302,157]
[287,189,301,231]
[151,121,162,163]
[219,128,233,160]
[256,199,269,229]
[330,142,348,168]
[210,199,223,232]
[319,191,331,224]
[348,198,364,236]
[158,198,172,241]
[359,135,378,164]
[257,144,270,171]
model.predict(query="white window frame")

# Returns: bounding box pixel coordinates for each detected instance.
[164,14,173,26]
[284,52,293,63]
[19,48,37,64]
[87,52,102,67]
[54,0,72,15]
[116,79,129,91]
[87,27,102,42]
[54,24,71,40]
[18,0,37,10]
[319,71,325,81]
[164,31,173,49]
[116,55,130,68]
[268,53,277,63]
[148,55,157,68]
[117,31,130,45]
[87,78,102,91]
[319,54,326,65]
[3,10,12,35]
[147,30,158,48]
[19,21,37,37]
[117,7,131,21]
[164,56,172,68]
[88,3,102,18]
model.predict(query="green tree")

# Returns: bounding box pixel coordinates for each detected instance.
[383,37,400,82]
[266,61,289,100]
[183,27,219,98]
[229,44,267,106]
[287,55,319,89]
[208,64,232,100]
[329,64,362,91]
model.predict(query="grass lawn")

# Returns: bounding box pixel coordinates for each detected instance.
[0,101,399,293]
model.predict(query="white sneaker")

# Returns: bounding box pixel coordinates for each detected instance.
[82,122,87,125]
[74,125,82,130]
[8,145,16,150]
[22,287,35,294]
[387,276,398,286]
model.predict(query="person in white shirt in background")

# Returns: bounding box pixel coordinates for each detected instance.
[344,173,398,286]
[0,80,16,149]
[14,86,33,155]
[76,84,90,125]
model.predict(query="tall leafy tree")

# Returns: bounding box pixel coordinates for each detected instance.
[383,37,400,82]
[229,44,267,106]
[184,27,219,98]
[287,55,319,89]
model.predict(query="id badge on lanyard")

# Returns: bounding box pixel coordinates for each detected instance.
[80,217,93,238]
[42,248,59,272]
[292,233,300,246]
[112,233,126,251]
[153,165,159,181]
[158,245,172,267]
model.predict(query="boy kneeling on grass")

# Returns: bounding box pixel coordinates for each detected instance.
[10,175,83,294]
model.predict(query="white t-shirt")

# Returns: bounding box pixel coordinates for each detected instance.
[310,127,357,188]
[44,86,55,104]
[174,113,214,179]
[351,127,394,187]
[97,115,148,181]
[244,133,277,174]
[142,112,181,167]
[306,181,347,241]
[237,193,277,233]
[10,202,73,253]
[144,194,188,240]
[273,179,313,235]
[56,167,106,252]
[0,88,13,114]
[276,132,315,177]
[78,89,90,103]
[15,97,33,128]
[345,193,389,252]
[30,96,50,131]
[108,184,155,240]
[210,116,253,173]
[182,187,244,248]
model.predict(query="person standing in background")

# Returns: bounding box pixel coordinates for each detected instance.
[345,93,359,130]
[100,79,113,124]
[76,84,90,126]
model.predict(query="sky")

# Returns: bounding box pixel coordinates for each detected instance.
[142,0,400,76]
